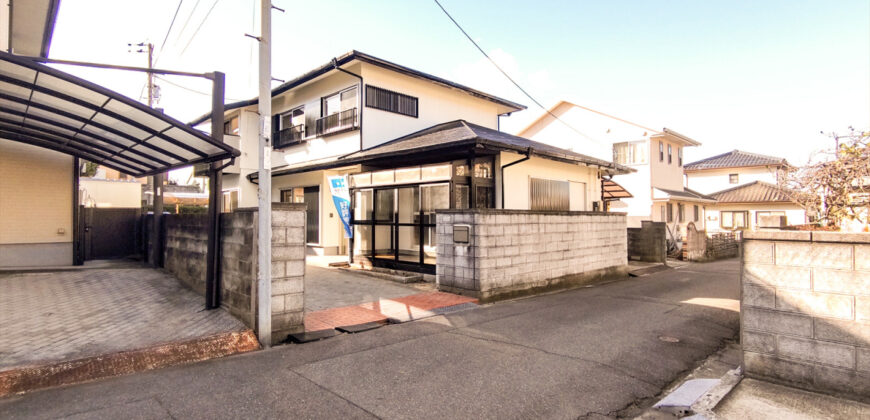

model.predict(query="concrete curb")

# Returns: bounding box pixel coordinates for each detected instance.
[0,329,260,397]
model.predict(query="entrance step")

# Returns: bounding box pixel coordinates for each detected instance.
[338,266,424,283]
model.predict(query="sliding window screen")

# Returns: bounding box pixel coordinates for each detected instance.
[530,178,570,211]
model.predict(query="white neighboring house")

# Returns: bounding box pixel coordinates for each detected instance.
[516,100,715,238]
[191,52,629,272]
[684,150,806,232]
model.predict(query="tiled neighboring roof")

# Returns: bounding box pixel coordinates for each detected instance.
[655,187,717,202]
[259,120,633,180]
[710,181,794,203]
[684,150,788,171]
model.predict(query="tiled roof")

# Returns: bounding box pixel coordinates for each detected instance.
[684,150,788,171]
[710,181,794,203]
[655,187,717,202]
[261,120,633,179]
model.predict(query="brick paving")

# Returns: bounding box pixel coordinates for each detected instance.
[0,268,247,371]
[304,291,478,332]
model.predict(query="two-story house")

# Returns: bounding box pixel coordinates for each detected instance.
[684,150,806,232]
[191,52,630,273]
[516,100,715,240]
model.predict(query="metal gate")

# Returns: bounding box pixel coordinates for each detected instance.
[79,207,142,260]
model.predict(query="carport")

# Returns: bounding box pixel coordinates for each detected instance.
[0,51,239,309]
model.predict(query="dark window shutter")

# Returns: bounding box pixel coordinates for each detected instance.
[271,114,280,142]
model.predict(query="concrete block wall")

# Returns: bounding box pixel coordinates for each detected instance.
[741,230,870,402]
[436,209,628,301]
[268,203,306,342]
[162,203,306,344]
[627,221,666,263]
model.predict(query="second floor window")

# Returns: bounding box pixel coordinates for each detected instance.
[323,86,357,117]
[365,85,419,117]
[659,141,664,161]
[318,86,359,135]
[667,144,673,164]
[729,173,739,184]
[613,141,648,165]
[223,116,239,135]
[678,147,683,166]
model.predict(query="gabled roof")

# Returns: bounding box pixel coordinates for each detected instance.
[515,100,701,146]
[684,150,789,171]
[253,120,632,180]
[652,187,717,203]
[190,50,527,126]
[709,181,795,204]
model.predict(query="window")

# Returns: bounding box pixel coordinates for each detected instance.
[729,173,739,184]
[365,85,418,117]
[223,116,239,135]
[667,203,674,222]
[694,205,699,222]
[221,190,238,213]
[530,178,569,211]
[659,141,664,161]
[613,141,649,165]
[318,86,359,135]
[281,186,320,243]
[678,203,684,222]
[720,211,749,229]
[667,144,673,164]
[678,147,683,166]
[660,205,666,222]
[275,106,306,147]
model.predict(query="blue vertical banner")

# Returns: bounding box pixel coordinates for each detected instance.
[328,175,353,238]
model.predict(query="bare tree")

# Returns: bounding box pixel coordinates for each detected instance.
[779,128,870,228]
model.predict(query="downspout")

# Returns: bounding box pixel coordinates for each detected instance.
[333,58,363,150]
[499,147,531,209]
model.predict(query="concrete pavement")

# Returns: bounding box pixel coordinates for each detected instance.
[0,259,740,419]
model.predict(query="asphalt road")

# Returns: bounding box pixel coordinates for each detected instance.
[0,259,740,419]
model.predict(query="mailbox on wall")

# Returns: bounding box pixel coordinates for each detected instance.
[453,225,470,243]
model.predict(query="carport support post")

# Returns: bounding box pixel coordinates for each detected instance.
[256,0,273,346]
[205,71,225,310]
[152,173,163,267]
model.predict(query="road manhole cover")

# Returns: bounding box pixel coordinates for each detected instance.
[658,335,680,343]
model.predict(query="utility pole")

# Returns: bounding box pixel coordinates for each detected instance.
[257,0,273,346]
[131,41,163,267]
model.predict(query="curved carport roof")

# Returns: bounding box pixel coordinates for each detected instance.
[0,51,239,177]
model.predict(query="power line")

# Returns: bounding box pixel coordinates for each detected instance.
[174,0,203,46]
[432,0,599,144]
[155,0,185,65]
[155,75,246,101]
[180,0,221,55]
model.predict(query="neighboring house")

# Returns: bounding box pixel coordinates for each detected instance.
[80,178,142,208]
[142,183,209,208]
[684,150,806,231]
[516,100,715,237]
[191,52,630,272]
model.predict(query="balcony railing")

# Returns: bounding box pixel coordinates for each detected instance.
[316,108,358,136]
[274,124,305,149]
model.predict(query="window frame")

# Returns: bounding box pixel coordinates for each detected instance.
[729,173,739,184]
[667,144,673,164]
[321,85,359,117]
[659,141,664,161]
[529,177,570,211]
[667,203,674,222]
[678,147,683,166]
[694,205,699,222]
[720,210,749,230]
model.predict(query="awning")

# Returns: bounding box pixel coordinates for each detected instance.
[0,51,239,177]
[602,179,632,201]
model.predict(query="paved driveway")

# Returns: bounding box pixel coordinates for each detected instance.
[0,259,740,419]
[0,267,246,370]
[304,265,433,312]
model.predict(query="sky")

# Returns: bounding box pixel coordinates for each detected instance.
[49,0,870,171]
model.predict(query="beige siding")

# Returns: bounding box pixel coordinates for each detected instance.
[0,140,73,244]
[501,152,602,211]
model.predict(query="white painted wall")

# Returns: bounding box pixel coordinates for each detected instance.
[79,178,141,208]
[500,152,601,211]
[360,63,501,148]
[686,166,780,195]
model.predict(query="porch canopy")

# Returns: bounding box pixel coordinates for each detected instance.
[252,120,632,180]
[0,51,239,177]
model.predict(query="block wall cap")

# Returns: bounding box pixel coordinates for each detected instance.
[744,230,870,244]
[435,209,625,217]
[235,202,307,213]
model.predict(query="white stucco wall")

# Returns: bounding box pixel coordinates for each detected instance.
[500,152,601,211]
[360,63,501,148]
[79,178,141,208]
[686,166,780,195]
